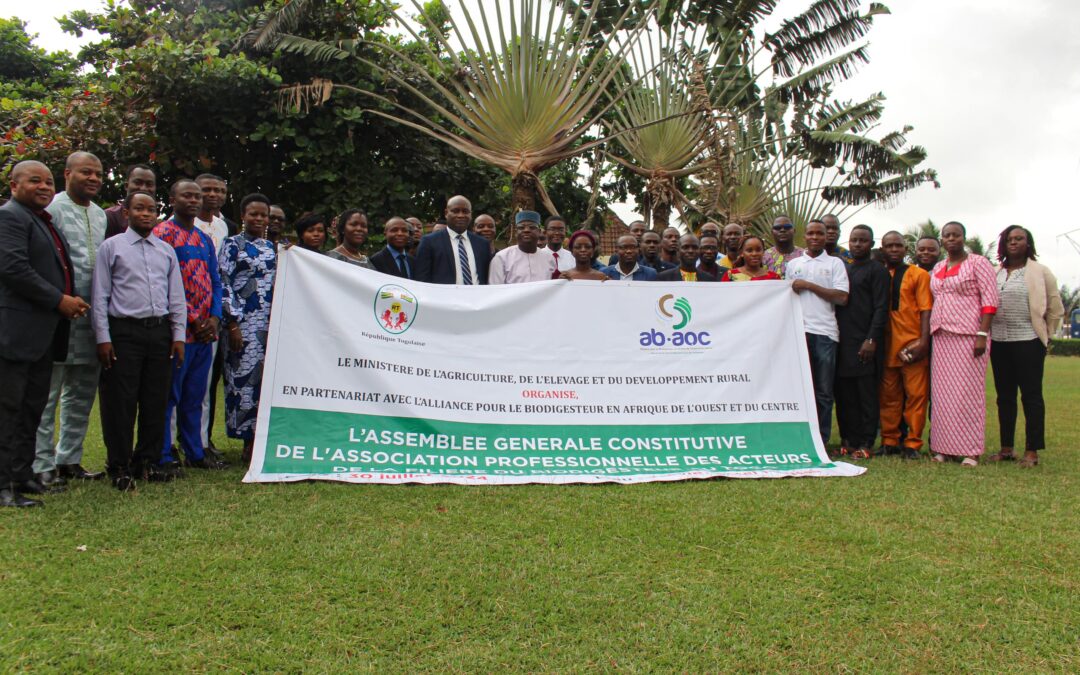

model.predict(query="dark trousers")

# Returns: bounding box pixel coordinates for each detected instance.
[806,333,838,444]
[206,332,224,445]
[836,374,879,448]
[98,318,174,477]
[990,338,1047,451]
[0,351,54,486]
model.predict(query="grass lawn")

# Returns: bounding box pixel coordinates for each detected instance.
[1,357,1078,671]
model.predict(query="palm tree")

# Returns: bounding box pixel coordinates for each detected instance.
[247,0,664,214]
[671,0,939,237]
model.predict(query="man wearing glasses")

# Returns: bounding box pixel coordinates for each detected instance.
[763,215,805,279]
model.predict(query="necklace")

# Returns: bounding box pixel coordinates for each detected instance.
[335,245,363,260]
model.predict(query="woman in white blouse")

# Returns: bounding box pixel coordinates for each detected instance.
[987,226,1064,467]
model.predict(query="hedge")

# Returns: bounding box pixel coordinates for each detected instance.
[1049,338,1080,357]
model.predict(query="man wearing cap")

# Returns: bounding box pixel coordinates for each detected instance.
[414,195,492,284]
[489,211,557,284]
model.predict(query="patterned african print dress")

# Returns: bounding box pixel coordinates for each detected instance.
[928,255,999,457]
[219,234,276,440]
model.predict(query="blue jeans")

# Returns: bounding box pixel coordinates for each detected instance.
[161,341,213,464]
[806,333,838,445]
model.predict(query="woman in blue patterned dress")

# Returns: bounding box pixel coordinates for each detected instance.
[219,193,276,462]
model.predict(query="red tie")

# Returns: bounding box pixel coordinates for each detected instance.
[551,251,561,279]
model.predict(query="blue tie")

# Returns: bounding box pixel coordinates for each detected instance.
[457,234,473,285]
[396,253,407,277]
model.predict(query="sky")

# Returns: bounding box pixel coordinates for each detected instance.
[15,0,1080,284]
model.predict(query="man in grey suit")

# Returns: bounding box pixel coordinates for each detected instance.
[0,161,90,507]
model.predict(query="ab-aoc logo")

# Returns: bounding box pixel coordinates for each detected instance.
[373,284,418,334]
[640,294,712,348]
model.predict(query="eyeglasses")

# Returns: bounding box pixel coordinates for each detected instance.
[772,224,794,231]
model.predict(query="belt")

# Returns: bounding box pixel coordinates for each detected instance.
[111,315,170,328]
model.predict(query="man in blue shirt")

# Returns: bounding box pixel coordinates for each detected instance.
[92,191,187,490]
[602,236,658,281]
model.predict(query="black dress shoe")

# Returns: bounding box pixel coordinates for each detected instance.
[187,457,229,470]
[58,464,106,481]
[142,466,176,483]
[112,475,137,492]
[36,470,68,488]
[204,442,225,462]
[159,461,185,479]
[0,487,43,508]
[19,478,65,495]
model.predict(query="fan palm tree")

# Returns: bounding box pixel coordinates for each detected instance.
[246,0,664,214]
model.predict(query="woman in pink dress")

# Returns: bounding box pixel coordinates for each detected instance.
[929,221,999,465]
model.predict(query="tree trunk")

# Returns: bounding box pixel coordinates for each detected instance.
[651,200,671,231]
[510,173,537,212]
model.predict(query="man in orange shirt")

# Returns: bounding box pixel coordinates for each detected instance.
[878,231,933,459]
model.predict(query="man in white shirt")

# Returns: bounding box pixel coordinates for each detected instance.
[490,211,557,284]
[543,215,575,276]
[785,219,850,445]
[194,174,230,256]
[192,173,229,462]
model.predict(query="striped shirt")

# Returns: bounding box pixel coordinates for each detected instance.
[992,267,1037,342]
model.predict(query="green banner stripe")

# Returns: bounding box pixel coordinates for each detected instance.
[261,408,831,476]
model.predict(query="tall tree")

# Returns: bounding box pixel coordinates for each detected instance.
[253,0,663,214]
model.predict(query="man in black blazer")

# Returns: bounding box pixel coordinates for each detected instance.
[413,195,492,284]
[0,161,90,507]
[656,234,719,282]
[369,216,417,279]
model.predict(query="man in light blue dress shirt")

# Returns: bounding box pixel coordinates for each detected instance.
[92,191,187,490]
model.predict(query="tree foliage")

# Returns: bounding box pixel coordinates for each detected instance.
[3,0,938,244]
[3,1,605,232]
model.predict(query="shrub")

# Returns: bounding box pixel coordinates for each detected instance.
[1049,338,1080,357]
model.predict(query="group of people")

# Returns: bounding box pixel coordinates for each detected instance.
[0,153,1065,507]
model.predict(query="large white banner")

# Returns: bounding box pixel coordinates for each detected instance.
[244,248,864,484]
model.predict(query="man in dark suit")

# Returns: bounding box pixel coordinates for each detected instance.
[413,195,491,284]
[656,234,718,282]
[370,216,417,279]
[0,161,90,507]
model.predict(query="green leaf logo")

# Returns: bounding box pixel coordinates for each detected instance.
[673,297,692,330]
[656,294,692,329]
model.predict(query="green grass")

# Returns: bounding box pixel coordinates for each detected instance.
[2,358,1078,671]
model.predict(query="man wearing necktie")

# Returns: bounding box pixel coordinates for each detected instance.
[413,195,492,285]
[370,217,417,279]
[543,215,575,279]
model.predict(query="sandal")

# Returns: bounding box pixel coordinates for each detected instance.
[852,448,872,460]
[961,457,978,467]
[986,451,1016,462]
[1018,451,1039,468]
[931,453,947,463]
